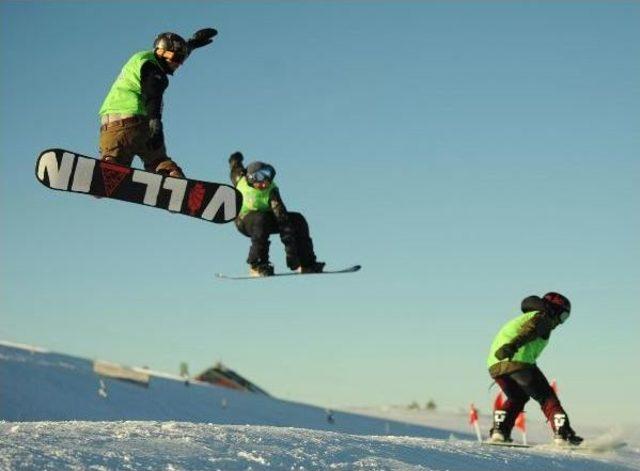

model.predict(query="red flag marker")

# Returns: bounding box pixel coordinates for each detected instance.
[515,411,526,432]
[469,404,479,424]
[469,403,482,442]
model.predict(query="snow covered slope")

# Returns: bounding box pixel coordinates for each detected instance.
[1,341,638,470]
[1,421,638,471]
[0,342,460,438]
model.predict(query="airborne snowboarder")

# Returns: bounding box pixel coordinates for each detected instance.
[487,292,583,445]
[228,151,325,277]
[98,29,217,178]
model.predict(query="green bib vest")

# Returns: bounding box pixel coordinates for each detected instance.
[236,177,278,216]
[487,311,549,369]
[99,51,160,116]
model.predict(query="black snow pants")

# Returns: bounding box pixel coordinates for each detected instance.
[236,211,317,269]
[494,366,567,434]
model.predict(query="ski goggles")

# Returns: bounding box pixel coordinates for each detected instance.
[559,310,571,323]
[248,168,274,183]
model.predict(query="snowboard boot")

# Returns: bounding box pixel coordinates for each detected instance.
[488,428,513,443]
[298,261,325,274]
[488,410,513,443]
[249,262,274,277]
[553,414,583,446]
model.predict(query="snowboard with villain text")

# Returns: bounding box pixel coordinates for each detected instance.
[35,149,241,224]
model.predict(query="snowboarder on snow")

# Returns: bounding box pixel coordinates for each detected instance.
[487,292,583,445]
[99,29,217,178]
[228,151,325,277]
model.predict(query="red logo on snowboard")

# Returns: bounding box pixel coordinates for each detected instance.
[188,183,206,215]
[100,162,131,196]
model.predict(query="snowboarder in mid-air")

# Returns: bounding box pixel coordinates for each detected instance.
[228,151,325,277]
[487,292,583,445]
[99,29,217,178]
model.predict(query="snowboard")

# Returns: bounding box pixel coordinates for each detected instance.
[483,438,627,454]
[216,264,361,280]
[35,148,242,224]
[482,441,531,449]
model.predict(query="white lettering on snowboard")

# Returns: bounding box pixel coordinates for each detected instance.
[37,151,74,190]
[131,172,191,210]
[131,170,162,206]
[201,186,237,222]
[37,150,238,222]
[163,177,188,212]
[71,157,95,193]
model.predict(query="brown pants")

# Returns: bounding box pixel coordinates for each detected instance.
[99,117,183,176]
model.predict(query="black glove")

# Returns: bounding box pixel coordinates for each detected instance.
[229,152,244,165]
[187,28,218,51]
[147,118,164,150]
[495,343,518,361]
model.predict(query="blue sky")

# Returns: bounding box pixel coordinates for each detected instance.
[1,1,639,426]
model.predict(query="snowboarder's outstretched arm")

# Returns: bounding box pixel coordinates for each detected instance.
[229,152,246,186]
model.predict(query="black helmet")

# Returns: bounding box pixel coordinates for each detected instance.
[543,292,571,323]
[246,161,276,186]
[153,32,189,64]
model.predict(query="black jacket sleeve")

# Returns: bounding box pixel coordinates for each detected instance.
[269,188,290,224]
[269,188,293,231]
[140,61,169,119]
[510,312,556,348]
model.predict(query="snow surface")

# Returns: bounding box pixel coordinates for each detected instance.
[2,421,638,471]
[1,341,638,470]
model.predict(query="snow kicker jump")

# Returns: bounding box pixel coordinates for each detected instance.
[35,149,242,224]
